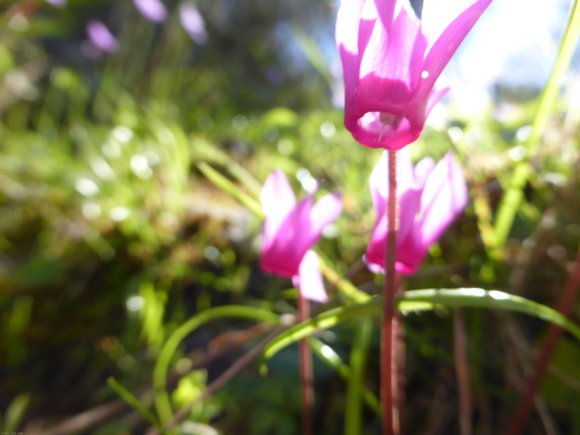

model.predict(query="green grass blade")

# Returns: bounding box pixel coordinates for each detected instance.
[263,289,580,362]
[153,306,281,424]
[493,0,580,246]
[308,336,380,417]
[345,318,375,434]
[197,162,264,218]
[107,377,158,427]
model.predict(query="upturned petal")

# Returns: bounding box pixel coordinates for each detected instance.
[133,0,167,22]
[261,170,296,253]
[307,192,343,243]
[419,152,468,247]
[365,151,467,275]
[260,171,342,280]
[179,2,208,44]
[86,20,118,54]
[364,178,423,273]
[414,0,493,100]
[293,250,328,303]
[261,195,315,277]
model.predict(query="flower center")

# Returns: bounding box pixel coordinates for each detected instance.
[379,112,403,129]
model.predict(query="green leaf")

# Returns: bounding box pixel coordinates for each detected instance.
[263,289,580,362]
[308,335,380,417]
[197,162,263,219]
[153,306,281,424]
[107,377,158,427]
[3,394,30,432]
[493,0,580,246]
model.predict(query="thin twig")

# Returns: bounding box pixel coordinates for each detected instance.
[298,293,314,435]
[506,246,580,435]
[453,310,472,435]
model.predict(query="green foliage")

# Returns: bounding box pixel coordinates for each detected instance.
[1,1,579,434]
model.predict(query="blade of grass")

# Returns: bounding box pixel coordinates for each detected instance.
[262,289,580,362]
[308,336,380,415]
[153,305,281,424]
[493,0,580,247]
[197,162,264,218]
[345,318,374,435]
[107,377,158,427]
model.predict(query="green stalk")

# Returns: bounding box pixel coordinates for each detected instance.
[262,289,580,362]
[493,0,580,247]
[153,306,280,425]
[345,318,374,435]
[197,162,264,218]
[308,337,381,415]
[107,377,158,427]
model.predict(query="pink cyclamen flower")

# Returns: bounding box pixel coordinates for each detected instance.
[260,170,342,302]
[336,0,492,150]
[86,20,119,54]
[133,0,167,23]
[365,150,467,274]
[179,2,208,45]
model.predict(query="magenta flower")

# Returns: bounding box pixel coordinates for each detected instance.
[179,2,208,45]
[260,170,342,302]
[133,0,167,23]
[86,20,119,54]
[336,0,492,150]
[365,151,468,274]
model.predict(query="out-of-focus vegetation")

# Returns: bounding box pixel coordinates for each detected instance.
[0,1,579,434]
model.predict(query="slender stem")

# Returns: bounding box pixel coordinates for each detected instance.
[453,310,472,435]
[382,150,400,435]
[493,0,580,247]
[345,318,373,435]
[506,246,580,435]
[298,292,314,435]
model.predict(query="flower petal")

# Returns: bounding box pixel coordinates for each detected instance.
[369,152,388,219]
[133,0,167,23]
[86,20,118,54]
[419,152,468,247]
[293,250,328,303]
[416,0,493,99]
[179,2,208,44]
[336,0,364,105]
[261,170,296,251]
[308,192,343,241]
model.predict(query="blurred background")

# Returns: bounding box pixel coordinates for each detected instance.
[1,0,579,433]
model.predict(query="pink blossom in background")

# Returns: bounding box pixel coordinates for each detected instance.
[179,2,208,45]
[46,0,66,7]
[336,0,493,150]
[365,150,468,274]
[133,0,167,23]
[260,170,342,302]
[86,20,118,54]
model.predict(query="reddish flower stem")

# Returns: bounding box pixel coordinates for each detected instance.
[382,150,401,435]
[506,245,580,435]
[453,309,473,435]
[298,292,314,435]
